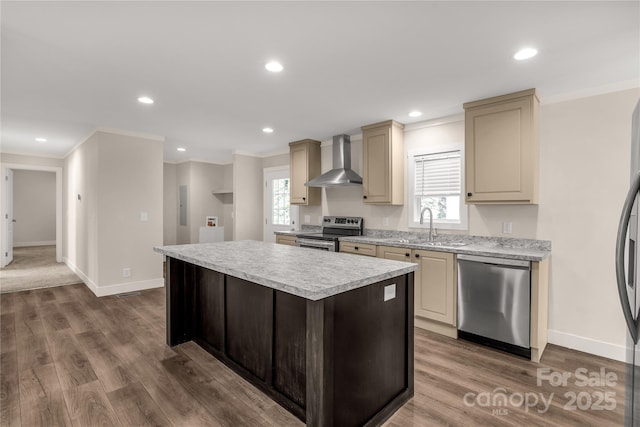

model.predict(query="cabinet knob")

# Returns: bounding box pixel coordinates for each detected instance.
[415,253,420,258]
[405,253,410,257]
[302,197,306,201]
[363,195,367,199]
[467,192,472,197]
[354,246,359,250]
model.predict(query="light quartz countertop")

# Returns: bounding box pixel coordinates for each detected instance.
[339,236,550,261]
[154,240,417,301]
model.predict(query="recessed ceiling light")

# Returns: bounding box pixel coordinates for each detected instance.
[137,96,154,104]
[35,137,47,142]
[177,147,186,152]
[262,127,274,133]
[265,61,283,72]
[409,111,422,118]
[513,47,538,61]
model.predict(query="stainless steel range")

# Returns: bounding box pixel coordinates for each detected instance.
[296,216,364,251]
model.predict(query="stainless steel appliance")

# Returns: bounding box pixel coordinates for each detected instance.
[615,99,640,426]
[296,216,364,251]
[457,254,531,358]
[304,135,363,187]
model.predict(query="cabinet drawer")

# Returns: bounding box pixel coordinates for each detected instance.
[340,242,377,257]
[276,235,297,246]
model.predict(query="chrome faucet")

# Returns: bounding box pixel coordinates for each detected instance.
[419,206,435,242]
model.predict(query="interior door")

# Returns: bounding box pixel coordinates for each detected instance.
[3,168,14,267]
[263,167,298,242]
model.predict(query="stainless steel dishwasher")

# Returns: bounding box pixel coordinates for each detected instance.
[457,254,531,358]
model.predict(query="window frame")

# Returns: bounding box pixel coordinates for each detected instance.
[407,144,468,231]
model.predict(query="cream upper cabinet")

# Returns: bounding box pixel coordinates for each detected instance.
[361,120,405,205]
[289,139,321,205]
[464,88,539,204]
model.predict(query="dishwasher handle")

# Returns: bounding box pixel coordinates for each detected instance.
[457,254,530,269]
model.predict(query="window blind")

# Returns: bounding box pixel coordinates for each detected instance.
[414,150,461,196]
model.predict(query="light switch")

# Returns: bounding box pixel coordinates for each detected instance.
[382,216,389,226]
[384,284,396,301]
[140,211,148,222]
[502,222,512,234]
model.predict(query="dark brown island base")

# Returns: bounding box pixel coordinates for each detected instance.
[156,241,417,427]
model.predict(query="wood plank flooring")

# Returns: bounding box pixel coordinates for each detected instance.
[0,284,626,426]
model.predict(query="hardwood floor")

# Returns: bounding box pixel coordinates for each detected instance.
[0,284,626,426]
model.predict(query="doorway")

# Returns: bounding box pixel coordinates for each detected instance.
[263,166,299,242]
[1,163,63,268]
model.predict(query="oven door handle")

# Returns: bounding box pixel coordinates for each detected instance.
[296,238,336,251]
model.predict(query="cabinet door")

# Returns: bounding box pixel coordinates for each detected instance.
[289,140,321,205]
[362,126,391,204]
[290,143,309,204]
[414,250,456,326]
[465,91,538,204]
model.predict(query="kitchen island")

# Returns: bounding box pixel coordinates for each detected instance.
[154,241,417,427]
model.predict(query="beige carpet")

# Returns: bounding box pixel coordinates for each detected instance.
[0,246,82,293]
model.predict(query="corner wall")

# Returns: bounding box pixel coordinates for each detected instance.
[64,130,164,296]
[233,154,263,240]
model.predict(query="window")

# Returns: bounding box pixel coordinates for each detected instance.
[271,177,291,225]
[408,146,467,230]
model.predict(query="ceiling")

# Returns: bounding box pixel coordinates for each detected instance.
[2,1,638,164]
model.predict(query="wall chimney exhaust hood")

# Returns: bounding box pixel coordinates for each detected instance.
[305,134,363,187]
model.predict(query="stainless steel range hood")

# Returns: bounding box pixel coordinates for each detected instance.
[305,134,363,187]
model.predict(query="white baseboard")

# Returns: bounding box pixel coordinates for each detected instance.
[64,256,98,290]
[64,257,164,297]
[14,240,56,247]
[548,329,627,362]
[89,278,164,297]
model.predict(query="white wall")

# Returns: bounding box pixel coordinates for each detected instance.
[12,170,56,246]
[96,132,164,289]
[300,88,639,360]
[0,153,64,168]
[163,163,177,245]
[233,153,263,240]
[166,161,230,244]
[188,161,225,243]
[64,134,99,285]
[64,130,164,296]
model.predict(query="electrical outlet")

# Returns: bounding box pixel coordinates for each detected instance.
[140,211,148,222]
[122,268,131,278]
[304,215,310,223]
[318,216,323,224]
[502,222,513,234]
[382,216,389,227]
[384,284,396,301]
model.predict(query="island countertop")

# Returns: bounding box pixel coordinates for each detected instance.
[154,240,417,301]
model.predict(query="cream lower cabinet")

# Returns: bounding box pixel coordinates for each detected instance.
[377,246,457,338]
[275,235,297,246]
[340,241,377,257]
